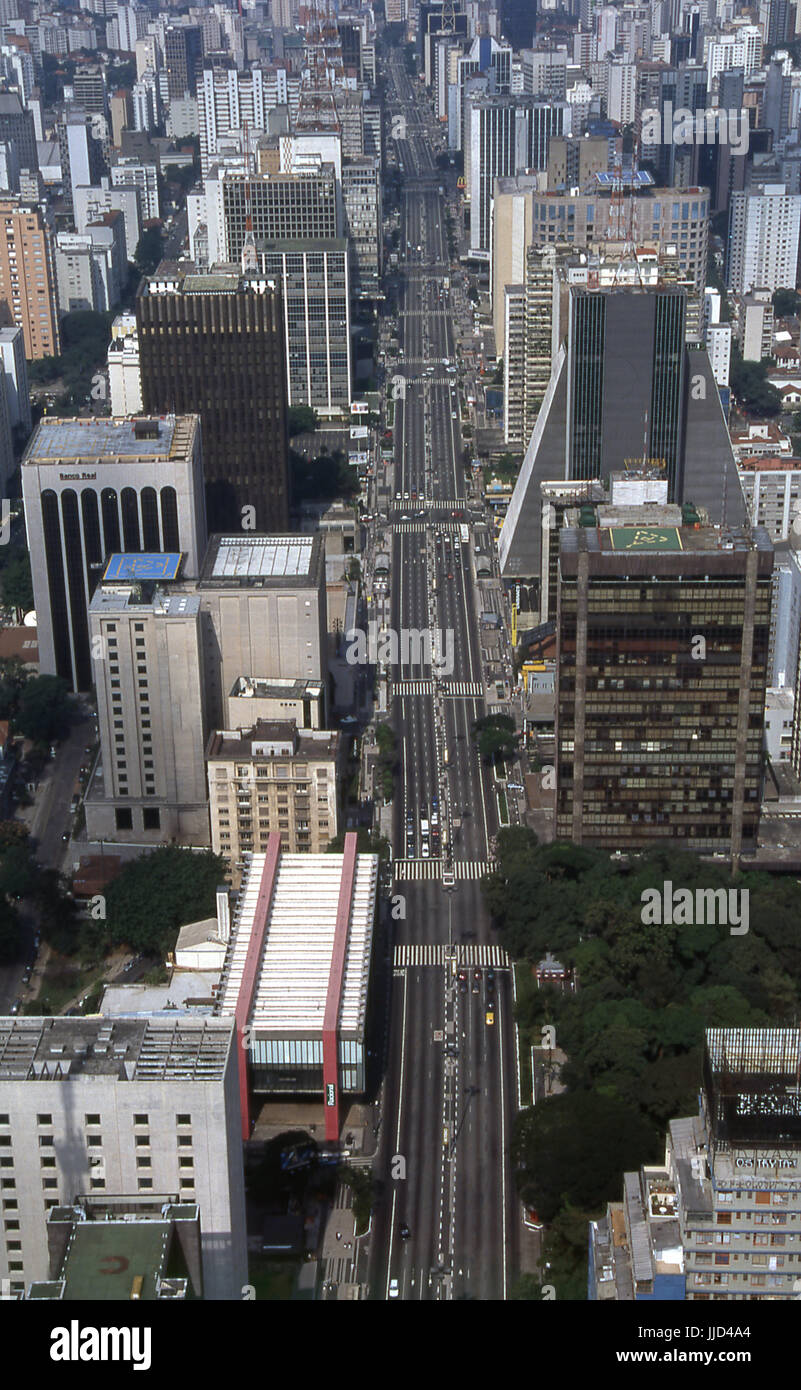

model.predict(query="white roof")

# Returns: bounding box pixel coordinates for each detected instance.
[211,536,314,580]
[219,852,378,1036]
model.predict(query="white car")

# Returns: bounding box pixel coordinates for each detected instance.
[389,1278,400,1299]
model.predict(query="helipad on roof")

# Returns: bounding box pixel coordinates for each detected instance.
[103,553,182,582]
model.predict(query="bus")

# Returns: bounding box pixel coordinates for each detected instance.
[459,524,469,545]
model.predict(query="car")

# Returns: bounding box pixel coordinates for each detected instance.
[400,1223,411,1239]
[451,411,458,419]
[472,969,480,993]
[421,842,430,858]
[395,491,402,500]
[486,968,495,988]
[10,999,20,1015]
[457,969,467,993]
[62,832,69,842]
[447,572,453,580]
[486,1009,494,1026]
[403,491,410,500]
[389,1278,400,1299]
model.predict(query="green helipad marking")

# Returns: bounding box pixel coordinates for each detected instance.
[608,526,683,552]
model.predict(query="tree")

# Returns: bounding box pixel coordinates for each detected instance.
[511,1092,658,1223]
[104,846,227,957]
[288,405,320,436]
[135,226,164,275]
[0,659,28,719]
[0,548,34,612]
[729,352,782,417]
[472,713,518,764]
[15,674,72,744]
[0,896,22,964]
[773,288,800,318]
[0,844,37,900]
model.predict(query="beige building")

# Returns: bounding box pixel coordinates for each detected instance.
[226,675,326,729]
[206,719,341,877]
[86,574,210,845]
[491,172,540,350]
[0,198,59,359]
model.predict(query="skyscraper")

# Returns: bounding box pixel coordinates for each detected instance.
[499,274,746,583]
[727,184,801,296]
[137,264,289,533]
[467,94,569,257]
[555,507,772,854]
[22,415,207,691]
[0,199,59,360]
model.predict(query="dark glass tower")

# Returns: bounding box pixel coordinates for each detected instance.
[137,267,290,534]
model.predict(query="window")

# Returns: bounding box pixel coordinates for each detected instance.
[176,1114,191,1125]
[38,1136,54,1147]
[178,1135,192,1147]
[42,1179,57,1190]
[138,1178,153,1190]
[136,1156,151,1168]
[40,1157,55,1169]
[37,1114,52,1126]
[115,808,133,830]
[143,808,160,831]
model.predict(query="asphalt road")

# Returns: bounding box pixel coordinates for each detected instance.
[367,51,520,1301]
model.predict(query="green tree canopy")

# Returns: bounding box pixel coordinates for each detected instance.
[104,846,227,957]
[0,549,34,612]
[135,226,164,275]
[288,404,320,436]
[15,674,73,743]
[773,288,801,318]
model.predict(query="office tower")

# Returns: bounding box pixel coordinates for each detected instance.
[546,134,608,191]
[759,0,796,45]
[107,311,142,415]
[87,559,209,843]
[704,26,763,81]
[522,245,557,448]
[0,92,37,173]
[73,67,107,116]
[217,835,378,1142]
[204,166,338,266]
[195,533,329,731]
[0,140,18,193]
[206,720,341,870]
[0,199,59,359]
[341,156,382,297]
[108,3,149,55]
[0,325,30,435]
[768,550,801,688]
[22,415,207,691]
[137,264,289,533]
[258,241,351,417]
[467,94,570,257]
[590,1029,801,1301]
[764,59,792,146]
[132,73,159,133]
[499,274,746,582]
[165,24,203,98]
[728,185,801,296]
[555,507,772,853]
[0,1015,248,1300]
[520,46,566,100]
[606,59,636,125]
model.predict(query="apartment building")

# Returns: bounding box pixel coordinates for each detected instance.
[0,198,59,359]
[206,719,341,873]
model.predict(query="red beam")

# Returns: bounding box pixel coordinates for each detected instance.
[322,832,358,1142]
[235,834,281,1142]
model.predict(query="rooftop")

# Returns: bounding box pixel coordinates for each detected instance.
[103,553,182,583]
[201,534,322,587]
[207,721,339,760]
[0,1016,234,1081]
[218,850,378,1037]
[23,415,198,465]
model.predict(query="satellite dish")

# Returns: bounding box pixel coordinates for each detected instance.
[23,610,36,627]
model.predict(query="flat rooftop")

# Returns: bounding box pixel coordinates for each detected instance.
[559,523,774,575]
[207,723,339,759]
[56,1220,172,1300]
[90,585,201,617]
[0,1016,234,1081]
[23,415,198,464]
[201,534,322,587]
[218,850,378,1037]
[230,676,325,699]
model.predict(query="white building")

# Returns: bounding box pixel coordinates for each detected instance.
[74,176,142,262]
[0,325,30,434]
[706,322,731,386]
[728,184,801,295]
[111,155,159,220]
[107,312,142,415]
[0,1014,247,1299]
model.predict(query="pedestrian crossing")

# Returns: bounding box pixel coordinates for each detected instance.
[393,943,510,967]
[393,858,494,880]
[393,680,485,697]
[392,522,429,533]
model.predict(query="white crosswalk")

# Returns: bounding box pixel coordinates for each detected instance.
[394,680,435,695]
[392,522,429,533]
[393,858,493,880]
[440,681,484,697]
[393,943,510,967]
[393,680,484,697]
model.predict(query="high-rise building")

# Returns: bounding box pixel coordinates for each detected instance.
[137,263,289,534]
[87,557,209,844]
[0,199,59,359]
[260,240,352,417]
[0,324,30,435]
[502,283,524,446]
[22,415,207,691]
[198,61,288,178]
[206,720,341,873]
[728,184,801,296]
[499,273,745,582]
[0,92,37,173]
[341,156,382,297]
[590,1029,801,1300]
[73,66,107,116]
[164,24,203,98]
[204,165,339,267]
[555,507,772,853]
[0,1014,248,1300]
[106,311,143,415]
[467,94,570,257]
[194,533,329,731]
